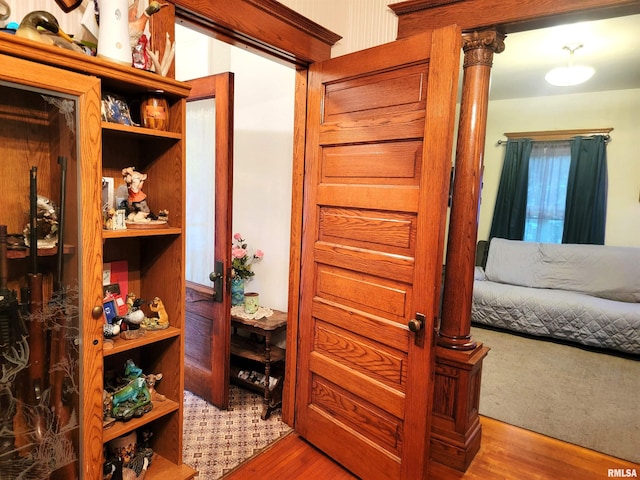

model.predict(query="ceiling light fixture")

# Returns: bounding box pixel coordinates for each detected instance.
[545,44,595,87]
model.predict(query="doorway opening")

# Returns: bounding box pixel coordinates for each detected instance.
[176,23,295,478]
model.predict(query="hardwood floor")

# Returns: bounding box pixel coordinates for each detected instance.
[223,416,639,479]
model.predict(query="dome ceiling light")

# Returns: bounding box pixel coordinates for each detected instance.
[545,44,595,87]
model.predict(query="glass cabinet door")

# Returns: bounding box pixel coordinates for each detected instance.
[0,55,103,480]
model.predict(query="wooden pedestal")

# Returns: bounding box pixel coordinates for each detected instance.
[430,343,490,471]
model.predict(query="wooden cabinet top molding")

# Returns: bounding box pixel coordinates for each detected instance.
[0,35,191,97]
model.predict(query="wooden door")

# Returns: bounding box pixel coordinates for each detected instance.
[184,73,234,408]
[295,26,461,480]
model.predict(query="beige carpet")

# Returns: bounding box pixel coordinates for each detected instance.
[182,386,292,479]
[472,326,640,463]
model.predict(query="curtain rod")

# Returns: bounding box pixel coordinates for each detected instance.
[497,134,611,145]
[496,128,613,146]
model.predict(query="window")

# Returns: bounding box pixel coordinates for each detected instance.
[524,141,571,243]
[490,132,608,245]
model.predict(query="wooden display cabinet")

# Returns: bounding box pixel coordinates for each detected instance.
[0,35,196,480]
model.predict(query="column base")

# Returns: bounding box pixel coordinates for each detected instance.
[437,332,477,350]
[430,342,490,471]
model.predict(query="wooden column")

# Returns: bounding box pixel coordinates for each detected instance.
[430,29,504,472]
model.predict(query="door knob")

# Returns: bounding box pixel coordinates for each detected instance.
[209,260,224,303]
[408,313,426,333]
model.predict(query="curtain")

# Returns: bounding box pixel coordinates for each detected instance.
[489,138,533,240]
[524,141,571,243]
[563,135,608,244]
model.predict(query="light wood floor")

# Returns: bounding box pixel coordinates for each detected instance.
[223,416,639,479]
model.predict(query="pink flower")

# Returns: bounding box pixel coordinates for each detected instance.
[231,234,263,279]
[232,246,246,259]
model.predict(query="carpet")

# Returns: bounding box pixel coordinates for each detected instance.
[472,325,640,463]
[182,386,292,479]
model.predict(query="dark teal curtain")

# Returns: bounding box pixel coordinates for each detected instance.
[489,138,533,240]
[563,135,608,244]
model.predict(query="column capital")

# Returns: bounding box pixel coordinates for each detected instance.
[461,29,505,68]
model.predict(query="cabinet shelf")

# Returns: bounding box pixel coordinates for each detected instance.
[5,244,75,260]
[145,455,198,480]
[103,227,182,239]
[231,334,285,363]
[102,122,182,141]
[103,399,179,443]
[104,327,181,357]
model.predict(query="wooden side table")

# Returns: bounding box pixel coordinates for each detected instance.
[230,309,287,419]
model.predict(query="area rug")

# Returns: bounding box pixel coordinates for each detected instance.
[472,326,640,463]
[182,386,292,479]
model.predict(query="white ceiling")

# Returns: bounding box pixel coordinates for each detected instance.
[488,14,640,100]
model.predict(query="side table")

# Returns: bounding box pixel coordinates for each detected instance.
[230,309,287,419]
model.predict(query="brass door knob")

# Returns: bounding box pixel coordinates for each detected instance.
[408,313,426,333]
[92,305,104,318]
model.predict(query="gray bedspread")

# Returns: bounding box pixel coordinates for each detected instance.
[471,239,640,355]
[473,280,640,354]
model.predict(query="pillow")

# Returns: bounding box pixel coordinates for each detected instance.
[474,266,486,281]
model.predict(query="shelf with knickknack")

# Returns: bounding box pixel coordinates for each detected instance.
[0,33,195,480]
[100,64,193,480]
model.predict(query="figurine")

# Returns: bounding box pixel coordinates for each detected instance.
[144,373,166,402]
[15,11,83,52]
[104,207,116,230]
[22,195,59,249]
[129,0,168,49]
[103,317,122,339]
[0,0,9,23]
[103,390,115,428]
[121,167,150,222]
[124,359,144,379]
[107,360,154,422]
[143,297,169,330]
[111,377,152,421]
[123,301,145,326]
[107,430,152,480]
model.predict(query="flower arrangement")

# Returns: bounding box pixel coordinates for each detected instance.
[231,233,264,279]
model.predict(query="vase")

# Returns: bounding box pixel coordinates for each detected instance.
[231,277,245,306]
[140,93,169,131]
[97,0,133,66]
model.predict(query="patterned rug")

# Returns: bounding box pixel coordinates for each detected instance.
[182,386,293,479]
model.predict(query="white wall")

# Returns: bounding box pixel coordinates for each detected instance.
[176,25,295,312]
[279,0,398,57]
[481,88,640,247]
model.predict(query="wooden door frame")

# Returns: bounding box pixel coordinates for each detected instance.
[164,0,637,428]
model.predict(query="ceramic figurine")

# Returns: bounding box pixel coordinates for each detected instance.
[103,390,115,429]
[143,296,169,330]
[121,167,150,222]
[144,373,166,402]
[129,0,168,49]
[16,11,83,52]
[107,430,151,479]
[111,377,152,421]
